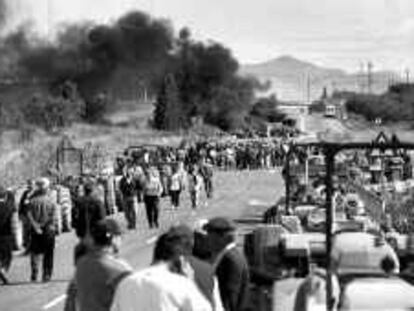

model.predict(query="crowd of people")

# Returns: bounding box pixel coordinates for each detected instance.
[117,158,214,230]
[0,178,60,284]
[63,216,250,311]
[0,155,216,286]
[116,138,289,173]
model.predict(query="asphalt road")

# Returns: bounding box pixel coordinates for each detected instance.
[0,169,284,311]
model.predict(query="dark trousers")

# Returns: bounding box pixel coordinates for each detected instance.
[123,198,137,229]
[144,196,159,228]
[30,231,55,281]
[170,190,181,208]
[204,178,213,198]
[22,218,32,249]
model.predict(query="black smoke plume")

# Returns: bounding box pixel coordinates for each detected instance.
[0,0,7,28]
[5,10,175,99]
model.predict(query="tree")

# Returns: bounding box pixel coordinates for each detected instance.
[250,95,286,123]
[153,74,183,130]
[22,81,84,132]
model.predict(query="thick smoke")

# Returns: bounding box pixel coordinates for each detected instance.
[3,10,175,99]
[0,0,7,28]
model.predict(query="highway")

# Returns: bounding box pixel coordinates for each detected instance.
[0,170,284,311]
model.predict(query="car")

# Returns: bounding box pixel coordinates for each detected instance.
[331,232,400,275]
[338,276,414,310]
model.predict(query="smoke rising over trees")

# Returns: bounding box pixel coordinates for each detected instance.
[0,5,260,131]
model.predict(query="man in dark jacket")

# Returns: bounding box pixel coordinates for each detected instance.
[204,217,250,311]
[27,178,59,282]
[0,186,15,285]
[72,182,106,240]
[119,169,137,230]
[19,179,36,252]
[74,218,132,311]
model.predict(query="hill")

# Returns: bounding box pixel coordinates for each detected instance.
[240,56,394,101]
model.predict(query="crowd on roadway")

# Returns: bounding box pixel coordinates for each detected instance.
[116,138,289,173]
[0,154,216,286]
[117,158,214,230]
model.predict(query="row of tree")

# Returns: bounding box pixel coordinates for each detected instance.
[337,84,414,123]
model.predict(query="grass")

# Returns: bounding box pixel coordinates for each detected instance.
[0,103,192,187]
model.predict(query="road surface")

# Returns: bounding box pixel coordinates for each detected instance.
[0,170,284,311]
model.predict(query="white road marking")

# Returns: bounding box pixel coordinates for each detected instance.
[248,199,268,206]
[146,235,158,245]
[42,294,66,310]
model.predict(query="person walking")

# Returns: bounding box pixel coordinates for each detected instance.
[19,179,36,253]
[169,164,185,209]
[204,217,250,311]
[199,159,214,199]
[110,232,212,311]
[119,168,138,230]
[71,218,132,311]
[0,187,15,285]
[72,181,107,247]
[27,178,59,282]
[189,165,203,209]
[143,168,163,229]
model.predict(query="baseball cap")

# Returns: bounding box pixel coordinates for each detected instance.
[92,218,124,239]
[203,217,236,233]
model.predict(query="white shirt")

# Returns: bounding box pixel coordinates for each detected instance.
[110,263,213,311]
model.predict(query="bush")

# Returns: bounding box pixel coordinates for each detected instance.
[344,84,414,122]
[250,95,286,123]
[83,92,112,123]
[23,82,84,131]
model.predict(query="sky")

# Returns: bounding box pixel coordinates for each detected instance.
[5,0,414,73]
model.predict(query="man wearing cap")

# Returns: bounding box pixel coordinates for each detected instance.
[26,178,59,282]
[204,217,250,311]
[74,218,132,311]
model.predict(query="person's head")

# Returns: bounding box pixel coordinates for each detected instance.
[0,185,7,198]
[83,181,95,196]
[203,217,236,253]
[380,255,396,275]
[36,177,50,194]
[152,232,189,275]
[27,179,35,190]
[91,218,124,253]
[126,166,135,177]
[167,225,195,256]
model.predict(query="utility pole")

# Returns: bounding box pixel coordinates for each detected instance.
[359,62,365,93]
[307,72,311,104]
[367,61,373,94]
[405,68,410,84]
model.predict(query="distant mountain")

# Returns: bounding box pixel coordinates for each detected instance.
[240,56,395,102]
